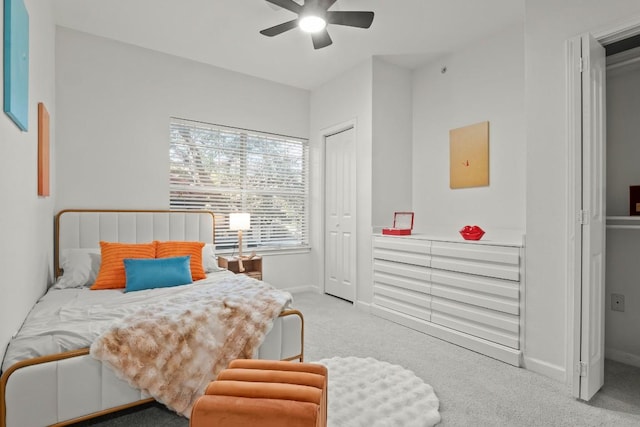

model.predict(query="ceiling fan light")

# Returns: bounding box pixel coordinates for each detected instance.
[299,15,326,33]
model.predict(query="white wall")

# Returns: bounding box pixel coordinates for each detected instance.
[309,59,374,305]
[524,0,640,382]
[605,230,640,367]
[606,60,640,215]
[412,24,525,235]
[372,58,413,228]
[0,1,56,361]
[604,59,640,367]
[55,27,313,291]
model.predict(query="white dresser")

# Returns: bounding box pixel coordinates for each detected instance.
[371,234,524,366]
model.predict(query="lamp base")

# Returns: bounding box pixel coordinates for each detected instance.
[237,230,245,272]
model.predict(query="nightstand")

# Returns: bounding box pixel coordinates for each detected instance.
[218,255,262,280]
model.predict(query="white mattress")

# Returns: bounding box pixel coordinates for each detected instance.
[2,270,290,372]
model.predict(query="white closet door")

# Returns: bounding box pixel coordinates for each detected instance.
[580,33,607,401]
[324,127,356,302]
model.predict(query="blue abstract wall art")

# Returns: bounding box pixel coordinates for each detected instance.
[3,0,29,131]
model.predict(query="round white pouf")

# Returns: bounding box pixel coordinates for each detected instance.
[316,356,441,427]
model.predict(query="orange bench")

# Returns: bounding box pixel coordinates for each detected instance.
[191,359,328,427]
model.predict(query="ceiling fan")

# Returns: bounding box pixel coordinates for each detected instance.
[260,0,375,50]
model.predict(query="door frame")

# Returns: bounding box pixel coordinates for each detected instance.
[566,17,640,399]
[320,119,357,298]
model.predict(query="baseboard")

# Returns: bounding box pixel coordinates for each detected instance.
[287,285,319,294]
[606,348,640,368]
[522,355,566,383]
[371,304,521,366]
[355,300,371,312]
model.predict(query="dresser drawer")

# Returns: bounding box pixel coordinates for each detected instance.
[373,236,431,253]
[373,259,429,282]
[431,297,520,349]
[373,288,431,322]
[374,270,430,294]
[431,270,519,315]
[431,242,520,281]
[373,236,431,267]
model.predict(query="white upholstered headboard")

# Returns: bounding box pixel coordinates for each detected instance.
[55,210,215,278]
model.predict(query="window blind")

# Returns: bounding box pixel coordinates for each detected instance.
[169,117,309,252]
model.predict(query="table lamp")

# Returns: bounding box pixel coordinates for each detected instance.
[229,212,250,272]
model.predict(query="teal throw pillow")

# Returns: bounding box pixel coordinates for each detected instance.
[124,255,193,292]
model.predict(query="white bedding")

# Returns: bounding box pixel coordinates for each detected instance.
[1,270,285,372]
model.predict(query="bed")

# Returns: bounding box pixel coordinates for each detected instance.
[0,209,304,427]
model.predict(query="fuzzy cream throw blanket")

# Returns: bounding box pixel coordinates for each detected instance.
[90,274,292,417]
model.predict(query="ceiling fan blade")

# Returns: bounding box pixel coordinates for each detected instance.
[265,0,302,14]
[317,0,338,11]
[260,19,299,37]
[311,28,333,49]
[326,11,374,28]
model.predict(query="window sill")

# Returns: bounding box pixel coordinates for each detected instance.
[217,247,311,257]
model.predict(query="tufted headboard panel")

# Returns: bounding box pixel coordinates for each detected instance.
[55,210,215,278]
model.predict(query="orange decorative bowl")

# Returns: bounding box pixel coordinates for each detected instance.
[459,225,485,241]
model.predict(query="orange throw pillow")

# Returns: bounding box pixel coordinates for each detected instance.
[91,241,157,290]
[156,241,206,281]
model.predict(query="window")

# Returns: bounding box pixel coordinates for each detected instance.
[169,117,309,252]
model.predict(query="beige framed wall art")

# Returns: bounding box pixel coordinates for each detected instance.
[449,121,489,189]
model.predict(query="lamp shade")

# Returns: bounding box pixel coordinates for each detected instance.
[229,213,251,231]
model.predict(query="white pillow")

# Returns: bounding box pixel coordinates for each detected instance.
[202,243,223,273]
[53,248,101,289]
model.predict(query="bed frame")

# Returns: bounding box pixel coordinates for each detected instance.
[0,210,304,427]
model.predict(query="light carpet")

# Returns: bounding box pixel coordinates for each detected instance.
[317,356,441,427]
[70,292,640,426]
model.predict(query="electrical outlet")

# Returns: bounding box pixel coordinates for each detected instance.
[611,293,625,312]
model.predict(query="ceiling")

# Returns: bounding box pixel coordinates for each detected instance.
[52,0,524,90]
